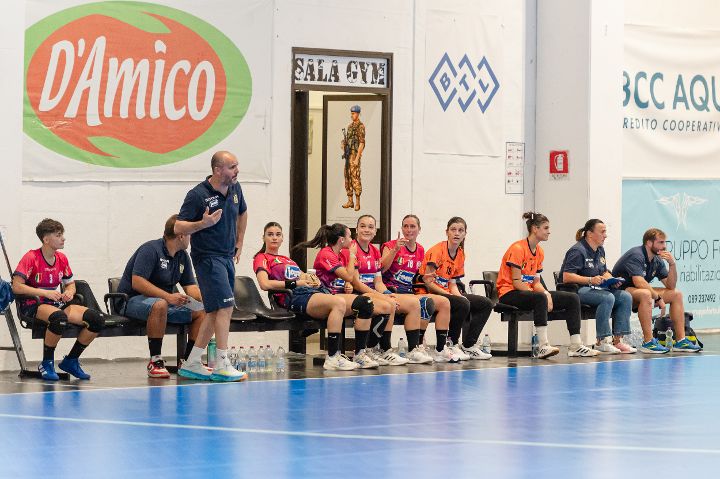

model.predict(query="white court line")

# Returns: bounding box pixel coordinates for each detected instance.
[0,412,719,456]
[0,352,716,398]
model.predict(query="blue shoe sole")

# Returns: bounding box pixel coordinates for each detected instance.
[209,372,247,382]
[177,369,212,380]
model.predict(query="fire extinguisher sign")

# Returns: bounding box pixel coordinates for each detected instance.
[549,150,569,180]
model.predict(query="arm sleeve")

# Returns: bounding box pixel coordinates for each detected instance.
[504,244,524,269]
[13,252,34,280]
[657,261,669,280]
[252,254,268,274]
[131,246,157,280]
[453,253,465,279]
[358,124,365,144]
[237,185,248,216]
[561,249,584,274]
[623,254,648,278]
[179,253,196,286]
[60,255,74,284]
[177,190,202,222]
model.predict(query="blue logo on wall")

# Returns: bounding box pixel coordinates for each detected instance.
[429,53,500,113]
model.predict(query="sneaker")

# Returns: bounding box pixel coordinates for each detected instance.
[613,340,637,354]
[406,346,433,364]
[210,364,248,382]
[38,359,59,381]
[639,338,669,354]
[450,345,470,361]
[147,358,171,378]
[178,359,213,380]
[568,344,600,357]
[58,357,91,380]
[323,353,359,371]
[378,349,409,366]
[461,344,492,360]
[593,340,621,355]
[367,346,390,366]
[419,297,436,320]
[536,344,560,359]
[673,338,702,353]
[353,349,379,369]
[431,346,461,363]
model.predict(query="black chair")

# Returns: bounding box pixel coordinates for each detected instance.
[233,276,294,322]
[553,271,599,320]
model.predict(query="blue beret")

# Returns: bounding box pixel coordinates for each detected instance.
[350,105,361,113]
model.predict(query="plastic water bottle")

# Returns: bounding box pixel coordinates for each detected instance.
[265,345,275,372]
[229,346,238,368]
[248,346,258,373]
[207,338,217,369]
[397,338,408,358]
[258,346,266,372]
[666,328,674,351]
[531,333,539,358]
[481,334,492,354]
[276,346,286,373]
[237,346,247,372]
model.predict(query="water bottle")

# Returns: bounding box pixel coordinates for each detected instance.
[481,334,492,354]
[397,338,408,358]
[229,346,238,368]
[265,345,275,372]
[531,333,539,358]
[666,327,674,351]
[248,346,257,373]
[237,346,247,372]
[258,345,266,372]
[276,346,286,373]
[207,338,217,369]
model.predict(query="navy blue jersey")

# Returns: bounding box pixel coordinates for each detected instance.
[611,245,668,288]
[118,239,195,297]
[559,239,608,279]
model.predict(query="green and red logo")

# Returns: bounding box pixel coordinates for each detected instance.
[24,1,251,168]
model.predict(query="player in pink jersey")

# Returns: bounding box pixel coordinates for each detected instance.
[254,222,375,371]
[295,223,393,369]
[343,215,434,365]
[380,214,455,363]
[11,219,105,381]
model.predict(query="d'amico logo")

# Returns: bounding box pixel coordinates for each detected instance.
[24,2,251,168]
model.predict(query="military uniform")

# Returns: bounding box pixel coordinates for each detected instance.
[344,119,365,198]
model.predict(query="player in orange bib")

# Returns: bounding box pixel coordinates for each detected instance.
[497,212,598,359]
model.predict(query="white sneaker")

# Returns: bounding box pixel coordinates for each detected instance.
[367,347,389,366]
[536,344,560,359]
[450,345,470,361]
[210,364,248,382]
[568,344,600,357]
[353,350,379,369]
[378,349,409,366]
[323,353,359,371]
[461,344,492,360]
[178,360,213,380]
[594,339,621,355]
[614,339,637,354]
[431,346,461,363]
[406,346,433,364]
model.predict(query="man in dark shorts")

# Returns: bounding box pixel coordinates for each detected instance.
[117,215,205,378]
[175,151,248,382]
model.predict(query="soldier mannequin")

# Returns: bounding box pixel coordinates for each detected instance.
[341,105,365,211]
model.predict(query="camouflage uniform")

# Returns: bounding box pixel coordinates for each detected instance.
[344,120,365,197]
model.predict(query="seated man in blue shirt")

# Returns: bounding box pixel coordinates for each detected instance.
[118,214,205,378]
[612,228,701,353]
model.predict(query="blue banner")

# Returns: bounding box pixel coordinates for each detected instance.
[622,180,720,328]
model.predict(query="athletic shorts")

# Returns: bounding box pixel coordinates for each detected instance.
[18,301,69,319]
[193,256,235,313]
[125,295,192,324]
[288,286,322,314]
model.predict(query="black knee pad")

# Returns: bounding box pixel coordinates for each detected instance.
[351,296,374,319]
[47,311,68,335]
[82,309,105,333]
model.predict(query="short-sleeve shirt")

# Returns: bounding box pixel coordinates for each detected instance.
[497,239,544,297]
[612,245,669,288]
[381,240,425,294]
[346,120,365,151]
[117,239,196,298]
[13,249,74,307]
[559,239,608,279]
[341,241,382,289]
[314,246,347,293]
[418,241,465,293]
[177,177,247,259]
[253,253,302,307]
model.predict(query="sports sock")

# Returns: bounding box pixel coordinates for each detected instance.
[406,329,420,350]
[355,330,369,354]
[537,326,549,345]
[216,349,228,367]
[380,330,392,351]
[570,334,582,347]
[436,329,449,352]
[66,340,88,359]
[186,346,204,364]
[418,329,426,345]
[43,344,55,361]
[328,332,341,356]
[148,338,163,358]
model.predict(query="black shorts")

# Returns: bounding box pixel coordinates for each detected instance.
[19,301,69,319]
[288,286,322,314]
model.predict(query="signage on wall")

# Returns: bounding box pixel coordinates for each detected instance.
[505,142,524,194]
[428,53,500,113]
[549,150,569,180]
[293,53,388,88]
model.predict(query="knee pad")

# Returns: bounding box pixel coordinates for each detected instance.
[47,311,68,335]
[351,296,374,319]
[82,309,105,333]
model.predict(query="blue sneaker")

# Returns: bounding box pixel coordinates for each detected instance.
[639,338,669,354]
[673,338,702,353]
[419,297,436,320]
[38,360,59,381]
[58,357,91,380]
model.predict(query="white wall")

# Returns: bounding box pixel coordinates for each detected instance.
[1,0,535,370]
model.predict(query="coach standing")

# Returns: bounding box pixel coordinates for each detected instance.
[175,151,247,381]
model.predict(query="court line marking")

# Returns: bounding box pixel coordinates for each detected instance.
[0,412,719,455]
[0,352,716,398]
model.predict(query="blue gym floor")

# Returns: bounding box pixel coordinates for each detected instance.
[0,354,718,478]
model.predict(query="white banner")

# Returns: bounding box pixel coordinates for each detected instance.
[423,11,502,156]
[293,53,388,89]
[624,24,720,177]
[23,0,272,182]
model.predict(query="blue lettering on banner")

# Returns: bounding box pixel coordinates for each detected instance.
[429,53,499,113]
[623,70,720,113]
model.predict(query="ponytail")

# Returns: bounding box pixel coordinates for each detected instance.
[294,223,348,251]
[576,219,604,242]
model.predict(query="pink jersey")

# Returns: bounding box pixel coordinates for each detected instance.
[253,253,302,307]
[314,246,347,293]
[342,241,382,289]
[381,240,425,294]
[13,249,74,307]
